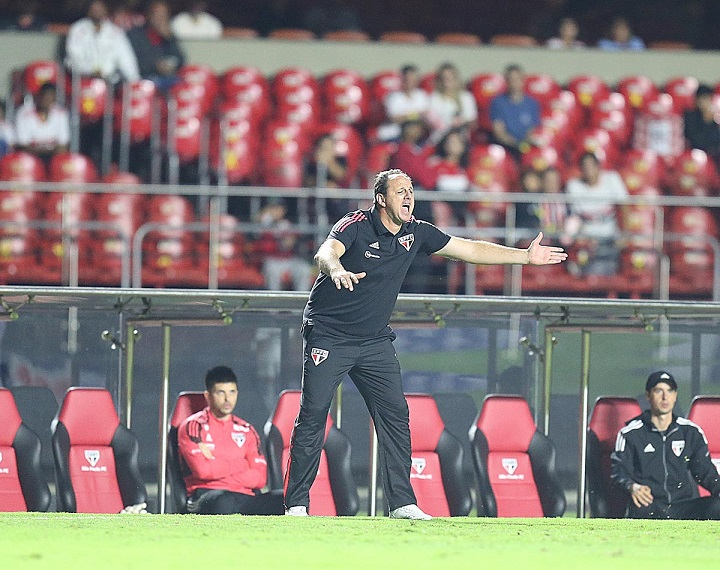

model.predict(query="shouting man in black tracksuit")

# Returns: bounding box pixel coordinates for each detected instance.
[284,169,568,520]
[611,371,720,519]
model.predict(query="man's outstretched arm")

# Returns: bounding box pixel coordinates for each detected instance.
[315,238,366,290]
[435,232,568,266]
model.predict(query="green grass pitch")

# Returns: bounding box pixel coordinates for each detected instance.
[2,513,719,570]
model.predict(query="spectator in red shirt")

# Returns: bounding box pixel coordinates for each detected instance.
[177,366,285,515]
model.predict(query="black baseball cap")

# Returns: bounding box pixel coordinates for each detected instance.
[645,371,677,392]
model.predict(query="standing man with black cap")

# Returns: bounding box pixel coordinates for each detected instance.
[611,371,720,519]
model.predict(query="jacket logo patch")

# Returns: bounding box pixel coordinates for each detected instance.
[398,234,414,251]
[364,251,380,259]
[311,348,329,366]
[672,440,685,457]
[231,432,246,448]
[643,443,655,453]
[369,241,380,249]
[411,457,426,475]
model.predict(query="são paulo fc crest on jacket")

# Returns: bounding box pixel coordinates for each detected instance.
[672,440,685,457]
[311,348,329,366]
[398,234,414,251]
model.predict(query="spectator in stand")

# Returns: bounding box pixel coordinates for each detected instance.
[127,0,185,91]
[565,152,628,276]
[255,0,302,37]
[255,201,314,291]
[380,64,430,142]
[304,133,348,220]
[426,128,470,229]
[177,365,285,515]
[4,0,47,32]
[516,167,569,235]
[683,83,720,163]
[546,17,585,49]
[14,83,70,164]
[171,0,223,40]
[301,0,363,37]
[112,0,145,31]
[0,101,16,159]
[597,17,646,51]
[490,64,541,160]
[65,0,140,84]
[426,62,478,144]
[390,119,434,190]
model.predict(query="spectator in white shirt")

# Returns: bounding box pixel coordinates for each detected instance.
[15,83,70,163]
[565,152,628,275]
[171,0,223,40]
[426,62,478,144]
[65,0,140,83]
[379,64,430,140]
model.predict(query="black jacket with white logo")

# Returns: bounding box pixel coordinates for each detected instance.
[611,410,720,504]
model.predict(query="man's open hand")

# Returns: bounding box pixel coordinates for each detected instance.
[527,232,569,266]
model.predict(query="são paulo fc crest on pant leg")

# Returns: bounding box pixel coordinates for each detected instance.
[398,234,414,251]
[311,348,329,366]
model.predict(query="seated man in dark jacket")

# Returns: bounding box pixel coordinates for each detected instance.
[611,371,720,519]
[127,0,185,91]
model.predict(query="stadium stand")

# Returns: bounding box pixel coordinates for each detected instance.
[51,387,146,513]
[405,394,473,517]
[586,396,642,518]
[264,389,358,516]
[470,395,566,517]
[687,396,720,498]
[0,388,52,512]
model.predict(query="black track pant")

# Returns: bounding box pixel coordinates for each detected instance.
[628,496,720,520]
[284,323,416,513]
[188,489,285,515]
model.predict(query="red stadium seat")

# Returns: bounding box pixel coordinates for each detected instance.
[524,74,561,110]
[667,206,719,295]
[22,60,61,97]
[490,34,537,47]
[368,70,402,125]
[567,75,611,108]
[405,394,472,516]
[666,149,718,197]
[113,80,157,143]
[220,66,270,124]
[379,31,427,43]
[617,75,659,111]
[269,28,315,41]
[687,396,720,497]
[589,108,631,147]
[618,198,660,289]
[51,387,146,513]
[468,73,506,132]
[168,81,208,120]
[168,116,203,163]
[177,64,218,113]
[0,152,46,182]
[90,174,144,286]
[520,145,561,173]
[571,127,617,167]
[323,30,371,42]
[586,397,642,517]
[469,395,566,517]
[364,142,398,187]
[619,149,665,190]
[167,391,206,513]
[195,214,265,289]
[537,109,571,147]
[321,69,369,126]
[435,32,482,45]
[68,77,108,125]
[209,115,258,184]
[467,145,515,227]
[0,388,51,512]
[141,195,203,287]
[548,90,583,131]
[664,76,700,114]
[264,390,358,516]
